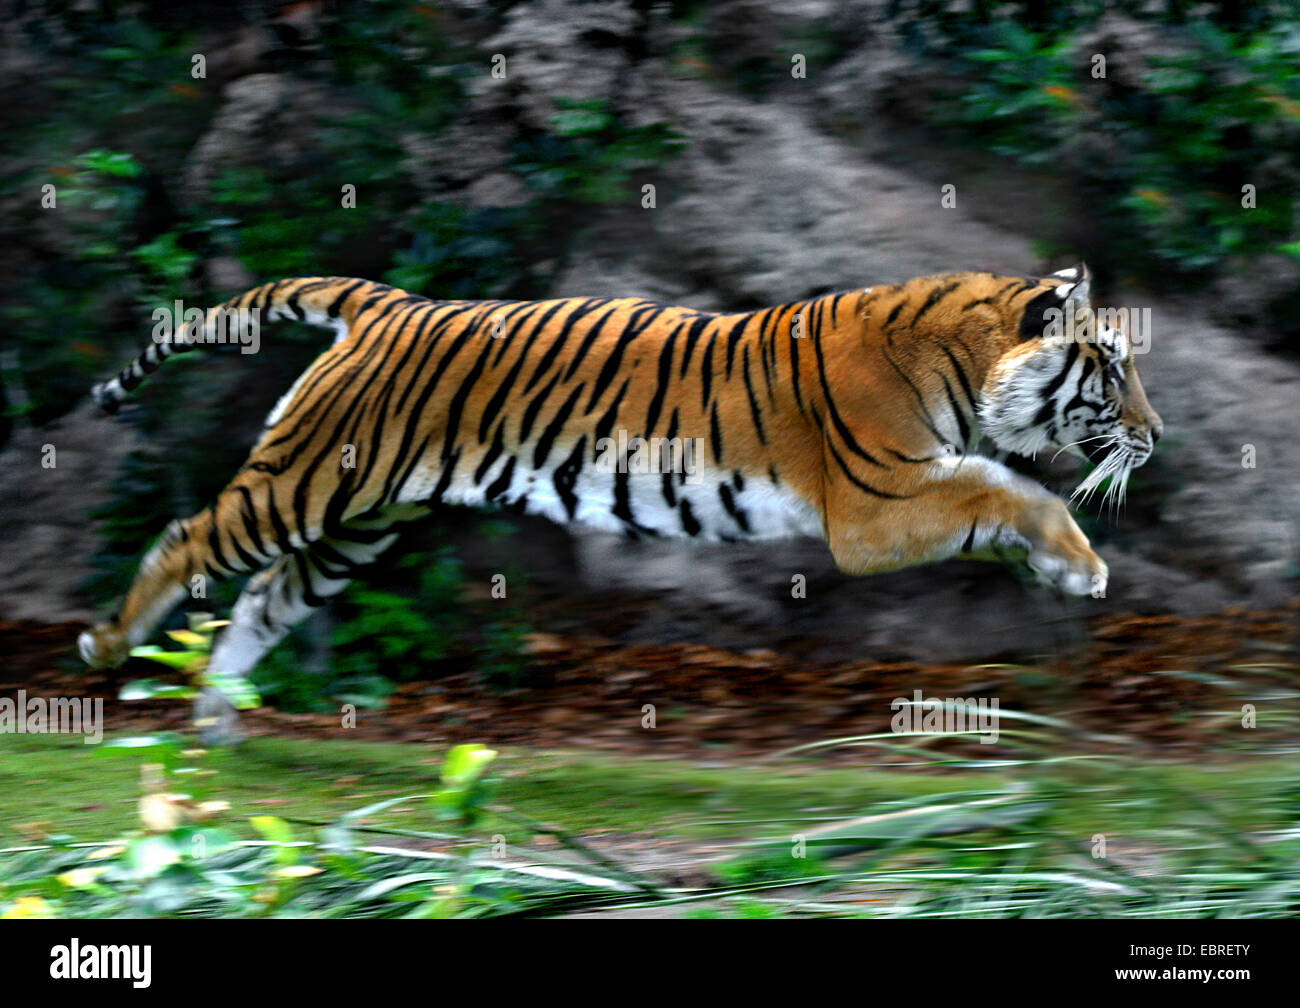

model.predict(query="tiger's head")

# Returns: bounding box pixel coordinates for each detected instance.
[977,265,1162,509]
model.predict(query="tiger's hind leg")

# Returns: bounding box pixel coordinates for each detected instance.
[195,508,426,744]
[79,511,230,672]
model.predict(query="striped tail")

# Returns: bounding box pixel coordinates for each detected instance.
[90,277,393,414]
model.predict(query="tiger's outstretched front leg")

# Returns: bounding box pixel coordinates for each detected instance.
[824,455,1107,597]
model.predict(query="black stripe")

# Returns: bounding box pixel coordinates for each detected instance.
[488,300,548,368]
[518,369,563,443]
[552,435,587,521]
[587,305,661,411]
[593,378,629,446]
[1041,339,1081,402]
[789,306,805,414]
[700,327,719,410]
[812,327,888,467]
[522,298,606,394]
[532,382,586,469]
[612,468,654,535]
[880,350,946,444]
[561,299,642,382]
[234,486,267,561]
[679,498,701,536]
[660,410,679,508]
[757,305,784,403]
[718,483,750,534]
[439,322,500,464]
[936,370,971,446]
[485,455,516,502]
[740,346,767,445]
[884,446,934,464]
[295,551,328,608]
[500,298,568,372]
[326,279,371,318]
[474,423,507,483]
[724,314,749,379]
[938,344,978,409]
[376,305,469,504]
[257,280,282,314]
[286,287,308,320]
[206,513,234,575]
[911,281,961,328]
[383,304,501,502]
[678,315,711,378]
[263,483,294,552]
[477,302,554,442]
[827,439,912,500]
[643,326,679,436]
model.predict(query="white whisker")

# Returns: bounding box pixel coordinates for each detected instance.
[1071,437,1123,508]
[1050,434,1113,464]
[1073,440,1135,518]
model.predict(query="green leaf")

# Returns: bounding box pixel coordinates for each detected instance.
[119,679,197,701]
[92,733,186,758]
[128,645,200,670]
[249,816,298,867]
[440,744,497,789]
[202,670,261,711]
[249,815,293,844]
[123,835,182,879]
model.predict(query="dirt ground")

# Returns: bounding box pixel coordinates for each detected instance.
[3,598,1296,761]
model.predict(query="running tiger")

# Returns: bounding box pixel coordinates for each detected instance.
[80,266,1161,740]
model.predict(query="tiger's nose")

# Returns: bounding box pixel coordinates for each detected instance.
[1151,422,1163,444]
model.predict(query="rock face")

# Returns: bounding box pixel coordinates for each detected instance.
[0,403,139,622]
[1,0,1296,660]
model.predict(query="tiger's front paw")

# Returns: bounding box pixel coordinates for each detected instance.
[1026,503,1108,597]
[78,624,130,669]
[1028,546,1107,597]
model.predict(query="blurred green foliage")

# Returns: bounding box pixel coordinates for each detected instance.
[944,15,1300,289]
[254,547,534,714]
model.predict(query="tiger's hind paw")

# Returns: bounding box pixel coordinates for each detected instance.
[78,625,130,669]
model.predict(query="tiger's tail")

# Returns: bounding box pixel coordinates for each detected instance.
[90,277,391,414]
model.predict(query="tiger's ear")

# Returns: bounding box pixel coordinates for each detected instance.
[1050,263,1090,312]
[1020,263,1091,340]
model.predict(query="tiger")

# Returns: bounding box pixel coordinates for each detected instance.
[79,264,1161,742]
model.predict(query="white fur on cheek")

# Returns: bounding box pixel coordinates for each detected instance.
[977,351,1058,457]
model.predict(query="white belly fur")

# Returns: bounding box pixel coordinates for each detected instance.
[399,453,824,542]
